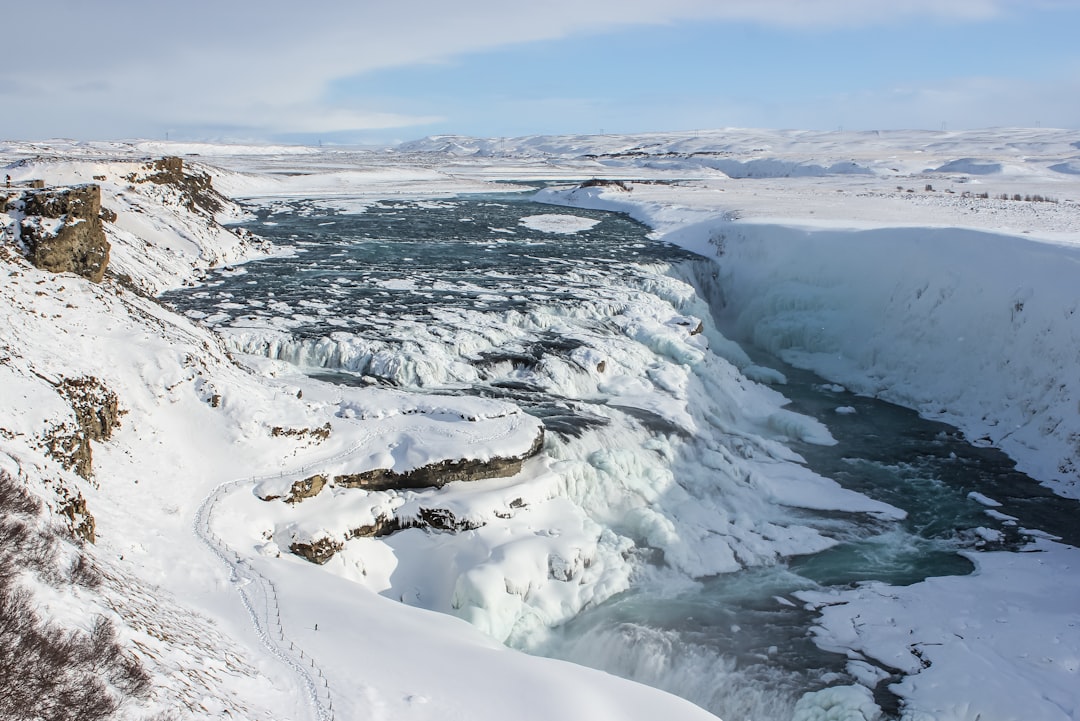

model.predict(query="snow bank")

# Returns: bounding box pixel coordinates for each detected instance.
[705,219,1080,499]
[798,540,1080,721]
[934,158,1004,175]
[539,186,1080,500]
[519,213,601,234]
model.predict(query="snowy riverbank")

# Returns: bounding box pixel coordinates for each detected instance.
[535,181,1080,501]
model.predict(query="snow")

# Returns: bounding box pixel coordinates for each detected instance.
[798,540,1080,721]
[519,213,601,234]
[4,126,1080,721]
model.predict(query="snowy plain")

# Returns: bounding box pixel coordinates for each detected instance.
[1,127,1079,721]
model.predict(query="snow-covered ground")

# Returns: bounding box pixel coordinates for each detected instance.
[0,152,719,721]
[2,127,1079,721]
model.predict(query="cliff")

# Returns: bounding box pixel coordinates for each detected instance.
[20,184,111,282]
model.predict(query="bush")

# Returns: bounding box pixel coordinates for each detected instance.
[0,470,149,720]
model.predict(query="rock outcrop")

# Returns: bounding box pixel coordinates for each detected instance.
[334,428,545,491]
[59,377,119,444]
[57,490,96,544]
[20,185,110,282]
[283,474,327,504]
[41,377,119,480]
[289,537,342,565]
[127,156,227,217]
[289,507,482,564]
[281,430,543,564]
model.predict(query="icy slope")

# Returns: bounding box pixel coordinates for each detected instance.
[538,180,1080,500]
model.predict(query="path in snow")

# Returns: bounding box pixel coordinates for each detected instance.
[194,466,346,721]
[191,408,534,721]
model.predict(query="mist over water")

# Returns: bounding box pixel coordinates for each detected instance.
[163,194,1077,721]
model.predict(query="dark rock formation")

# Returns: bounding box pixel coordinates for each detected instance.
[345,514,403,539]
[21,185,110,283]
[57,491,96,544]
[42,421,94,480]
[59,377,119,443]
[41,377,119,480]
[284,474,327,504]
[333,428,544,491]
[284,428,544,564]
[289,537,343,565]
[270,422,331,442]
[412,507,481,533]
[290,507,482,564]
[128,156,227,217]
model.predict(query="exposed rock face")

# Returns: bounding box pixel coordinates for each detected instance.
[289,537,343,565]
[284,474,327,504]
[57,490,96,544]
[21,185,110,282]
[128,156,227,217]
[42,421,94,479]
[334,428,544,491]
[270,422,331,442]
[281,427,544,564]
[59,377,119,443]
[412,507,481,533]
[41,377,119,480]
[346,514,403,539]
[290,507,481,564]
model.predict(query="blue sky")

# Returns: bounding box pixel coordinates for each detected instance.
[2,0,1078,144]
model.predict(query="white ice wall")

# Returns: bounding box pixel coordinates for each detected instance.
[540,187,1080,500]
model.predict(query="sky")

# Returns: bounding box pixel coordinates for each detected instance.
[2,0,1079,145]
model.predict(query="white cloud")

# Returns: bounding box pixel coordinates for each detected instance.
[0,0,1058,139]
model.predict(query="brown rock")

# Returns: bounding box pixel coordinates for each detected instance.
[21,185,110,282]
[58,491,96,544]
[334,428,544,491]
[284,474,327,504]
[290,537,343,565]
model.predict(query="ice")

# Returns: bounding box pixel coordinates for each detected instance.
[519,213,602,234]
[791,685,881,721]
[967,491,1002,507]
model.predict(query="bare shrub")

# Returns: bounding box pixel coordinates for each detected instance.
[68,553,103,589]
[0,468,42,517]
[0,470,150,720]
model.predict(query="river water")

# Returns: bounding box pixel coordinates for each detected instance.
[163,193,1078,721]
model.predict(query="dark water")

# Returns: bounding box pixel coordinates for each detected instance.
[167,195,700,341]
[163,193,1079,720]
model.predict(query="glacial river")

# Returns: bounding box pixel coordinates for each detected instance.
[163,193,1079,721]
